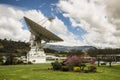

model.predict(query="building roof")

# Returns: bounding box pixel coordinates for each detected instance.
[24,17,63,42]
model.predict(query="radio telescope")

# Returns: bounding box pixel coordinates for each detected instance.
[24,17,63,63]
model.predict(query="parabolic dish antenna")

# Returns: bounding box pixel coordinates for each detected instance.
[24,17,63,63]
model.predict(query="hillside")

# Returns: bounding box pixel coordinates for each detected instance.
[44,44,96,53]
[0,39,30,56]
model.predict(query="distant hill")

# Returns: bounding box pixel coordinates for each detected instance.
[0,39,96,55]
[44,44,96,52]
[0,39,30,56]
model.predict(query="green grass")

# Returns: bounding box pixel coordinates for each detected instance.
[0,64,120,80]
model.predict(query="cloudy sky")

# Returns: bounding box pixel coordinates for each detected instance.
[0,0,120,48]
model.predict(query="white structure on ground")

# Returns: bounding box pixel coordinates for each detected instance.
[27,47,46,63]
[24,17,63,63]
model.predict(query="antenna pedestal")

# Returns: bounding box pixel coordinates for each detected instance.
[27,34,46,63]
[27,47,46,63]
[24,17,63,63]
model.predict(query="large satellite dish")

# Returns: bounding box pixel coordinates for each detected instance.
[24,17,63,42]
[24,17,63,63]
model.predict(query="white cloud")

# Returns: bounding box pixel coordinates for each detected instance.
[0,16,30,42]
[0,5,30,42]
[0,4,82,46]
[57,0,120,48]
[0,5,38,42]
[3,0,120,48]
[0,4,24,20]
[23,8,82,46]
[47,17,68,35]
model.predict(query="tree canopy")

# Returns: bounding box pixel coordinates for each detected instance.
[0,39,30,56]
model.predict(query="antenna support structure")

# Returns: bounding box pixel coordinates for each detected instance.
[24,17,63,63]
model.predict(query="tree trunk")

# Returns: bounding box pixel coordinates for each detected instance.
[109,62,112,67]
[98,59,100,67]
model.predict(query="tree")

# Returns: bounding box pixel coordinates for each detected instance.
[68,50,84,56]
[87,48,120,67]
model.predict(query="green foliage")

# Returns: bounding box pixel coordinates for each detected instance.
[0,39,30,56]
[80,63,86,71]
[101,63,106,65]
[0,43,3,48]
[88,66,97,72]
[51,61,62,70]
[88,48,120,56]
[64,55,87,71]
[68,50,84,56]
[0,57,3,65]
[61,66,69,71]
[2,56,25,65]
[87,48,120,67]
[28,61,33,64]
[16,60,24,64]
[0,64,120,80]
[73,66,80,72]
[51,55,90,72]
[44,48,58,53]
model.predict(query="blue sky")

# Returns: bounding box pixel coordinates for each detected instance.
[1,0,120,48]
[0,0,86,41]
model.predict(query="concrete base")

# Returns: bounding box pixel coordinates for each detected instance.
[27,47,46,63]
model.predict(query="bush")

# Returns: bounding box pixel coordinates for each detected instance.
[88,66,97,72]
[101,63,106,65]
[73,66,80,72]
[13,59,26,65]
[80,63,86,71]
[51,61,62,70]
[0,57,3,65]
[28,61,33,64]
[64,55,81,66]
[61,66,69,71]
[64,55,82,70]
[81,70,89,73]
[16,60,24,64]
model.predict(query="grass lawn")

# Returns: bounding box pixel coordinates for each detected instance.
[0,64,120,80]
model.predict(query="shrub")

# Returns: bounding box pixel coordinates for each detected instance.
[61,66,69,71]
[64,55,82,70]
[82,70,89,73]
[88,66,97,72]
[0,57,3,65]
[28,61,33,64]
[51,61,62,70]
[80,63,86,71]
[17,60,24,64]
[101,63,106,65]
[64,55,81,65]
[73,66,80,72]
[12,59,18,65]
